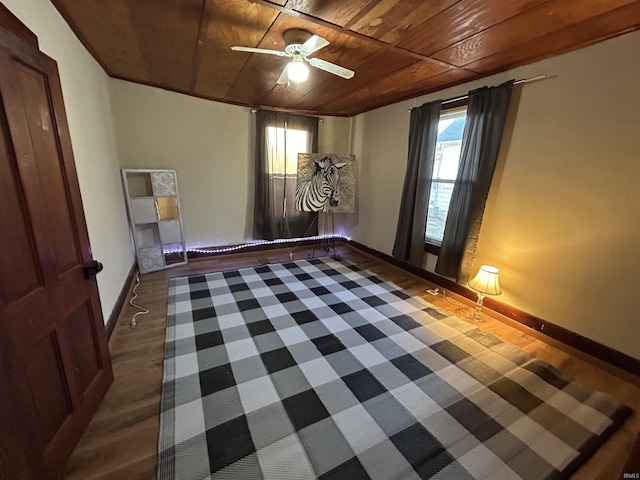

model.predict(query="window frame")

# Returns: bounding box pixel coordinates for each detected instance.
[424,99,468,255]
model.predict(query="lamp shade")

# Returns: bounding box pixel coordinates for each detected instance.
[468,265,502,296]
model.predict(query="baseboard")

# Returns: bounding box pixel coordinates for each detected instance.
[105,263,137,340]
[623,432,640,474]
[346,239,640,379]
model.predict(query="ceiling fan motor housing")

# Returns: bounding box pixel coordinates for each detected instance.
[283,28,312,47]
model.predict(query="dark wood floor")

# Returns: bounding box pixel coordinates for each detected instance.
[63,243,640,480]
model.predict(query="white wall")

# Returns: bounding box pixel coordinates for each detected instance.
[340,110,409,250]
[3,0,134,323]
[347,31,640,360]
[109,79,351,248]
[320,115,351,154]
[110,80,254,248]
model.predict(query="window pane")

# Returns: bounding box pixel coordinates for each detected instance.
[426,108,467,244]
[266,126,308,175]
[426,181,454,243]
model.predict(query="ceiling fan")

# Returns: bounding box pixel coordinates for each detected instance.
[230,29,355,84]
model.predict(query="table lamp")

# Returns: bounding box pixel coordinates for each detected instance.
[468,265,502,322]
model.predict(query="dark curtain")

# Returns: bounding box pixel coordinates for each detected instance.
[254,110,319,240]
[435,80,514,282]
[392,100,442,265]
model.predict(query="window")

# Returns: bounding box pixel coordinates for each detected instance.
[266,126,308,176]
[425,106,467,248]
[254,110,318,240]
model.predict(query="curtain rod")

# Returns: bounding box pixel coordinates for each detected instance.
[408,74,549,112]
[249,107,324,122]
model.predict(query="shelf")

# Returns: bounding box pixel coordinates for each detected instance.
[156,196,179,220]
[122,168,187,274]
[163,243,186,266]
[126,172,153,198]
[135,223,160,248]
[137,245,164,273]
[131,197,158,224]
[159,220,182,244]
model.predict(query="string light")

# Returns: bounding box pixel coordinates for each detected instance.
[179,234,351,256]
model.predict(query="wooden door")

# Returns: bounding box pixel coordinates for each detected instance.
[0,29,113,479]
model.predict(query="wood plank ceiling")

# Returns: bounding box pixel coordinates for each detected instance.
[51,0,640,116]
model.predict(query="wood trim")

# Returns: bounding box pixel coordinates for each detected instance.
[108,73,352,117]
[442,98,469,110]
[0,4,38,49]
[424,242,441,255]
[623,432,640,475]
[348,69,483,117]
[346,239,640,378]
[105,263,137,340]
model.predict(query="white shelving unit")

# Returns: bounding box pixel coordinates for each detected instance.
[121,168,187,273]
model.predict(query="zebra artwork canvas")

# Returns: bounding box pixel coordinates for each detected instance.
[295,154,355,213]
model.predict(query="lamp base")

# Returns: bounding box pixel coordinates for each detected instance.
[473,294,485,322]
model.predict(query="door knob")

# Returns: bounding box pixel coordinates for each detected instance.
[84,260,103,279]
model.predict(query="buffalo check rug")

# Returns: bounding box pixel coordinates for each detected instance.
[158,257,630,480]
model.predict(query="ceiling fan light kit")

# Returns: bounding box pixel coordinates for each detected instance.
[287,56,309,82]
[231,28,354,85]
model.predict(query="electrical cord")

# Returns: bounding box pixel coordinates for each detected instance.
[431,288,475,321]
[129,273,149,327]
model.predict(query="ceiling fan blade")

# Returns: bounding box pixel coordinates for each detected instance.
[276,64,290,85]
[308,58,355,79]
[301,35,329,55]
[230,46,289,57]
